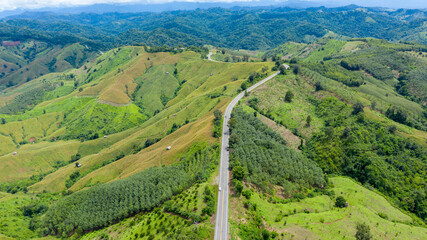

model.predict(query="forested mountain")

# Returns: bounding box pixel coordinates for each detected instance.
[0,5,425,90]
[1,6,426,52]
[0,41,99,89]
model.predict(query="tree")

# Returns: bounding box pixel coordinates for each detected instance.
[385,106,407,124]
[284,90,294,103]
[214,110,222,122]
[387,125,397,134]
[279,65,287,75]
[306,115,312,126]
[292,65,300,75]
[335,196,346,208]
[342,127,351,138]
[234,180,243,195]
[355,223,372,240]
[1,118,5,125]
[232,165,245,180]
[315,81,323,91]
[352,102,364,115]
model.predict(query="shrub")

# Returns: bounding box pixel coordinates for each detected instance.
[352,102,364,115]
[284,90,294,103]
[234,180,243,195]
[232,165,246,180]
[306,115,312,126]
[355,223,372,240]
[242,189,252,199]
[315,81,323,91]
[335,196,347,208]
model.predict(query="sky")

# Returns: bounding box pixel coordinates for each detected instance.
[0,0,426,12]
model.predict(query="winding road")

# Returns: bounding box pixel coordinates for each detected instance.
[210,52,280,240]
[207,52,220,62]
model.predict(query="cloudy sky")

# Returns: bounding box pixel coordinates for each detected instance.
[0,0,425,11]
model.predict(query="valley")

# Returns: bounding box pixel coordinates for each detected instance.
[0,4,426,240]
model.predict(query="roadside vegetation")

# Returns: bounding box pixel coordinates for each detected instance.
[230,37,427,239]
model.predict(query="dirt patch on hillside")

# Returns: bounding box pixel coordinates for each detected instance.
[258,114,302,150]
[96,99,132,107]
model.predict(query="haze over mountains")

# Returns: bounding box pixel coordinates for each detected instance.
[0,0,426,18]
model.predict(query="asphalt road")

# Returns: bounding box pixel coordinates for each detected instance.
[207,52,220,62]
[213,66,280,240]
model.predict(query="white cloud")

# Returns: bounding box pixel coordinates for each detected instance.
[0,0,260,11]
[0,0,138,11]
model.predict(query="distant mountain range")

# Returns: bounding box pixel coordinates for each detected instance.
[1,0,426,19]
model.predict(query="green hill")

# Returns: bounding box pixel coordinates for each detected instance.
[0,34,426,239]
[230,38,427,233]
[0,46,274,239]
[230,176,427,240]
[0,41,98,90]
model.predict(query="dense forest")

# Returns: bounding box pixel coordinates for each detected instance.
[229,108,325,193]
[304,97,427,222]
[1,6,426,51]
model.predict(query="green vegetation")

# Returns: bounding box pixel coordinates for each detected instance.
[234,38,427,238]
[42,143,218,236]
[305,96,427,222]
[0,41,274,239]
[0,41,97,88]
[1,6,426,56]
[1,7,427,239]
[79,181,215,240]
[230,177,427,240]
[335,196,347,208]
[229,107,324,193]
[355,223,372,240]
[212,109,222,138]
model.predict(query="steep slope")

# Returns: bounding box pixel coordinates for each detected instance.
[0,41,98,90]
[235,39,427,225]
[0,46,272,189]
[0,46,274,239]
[230,176,427,239]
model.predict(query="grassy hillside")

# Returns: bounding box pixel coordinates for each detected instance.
[0,46,274,239]
[0,35,426,239]
[0,46,272,186]
[230,177,427,240]
[228,89,426,238]
[237,39,427,226]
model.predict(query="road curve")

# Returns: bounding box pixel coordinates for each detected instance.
[207,52,221,62]
[214,70,279,240]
